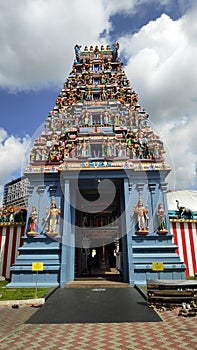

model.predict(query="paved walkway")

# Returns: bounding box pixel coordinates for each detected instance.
[0,303,196,349]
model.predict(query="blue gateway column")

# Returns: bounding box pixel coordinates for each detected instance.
[124,169,186,286]
[7,174,62,288]
[60,176,75,287]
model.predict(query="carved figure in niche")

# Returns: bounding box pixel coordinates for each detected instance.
[70,142,75,158]
[86,89,92,101]
[104,111,109,126]
[102,143,105,157]
[94,45,99,58]
[82,64,87,75]
[84,112,89,126]
[56,147,63,162]
[8,206,15,223]
[106,138,112,157]
[86,140,91,157]
[35,148,42,161]
[101,88,107,100]
[28,206,38,234]
[1,205,8,222]
[105,62,112,72]
[41,147,48,161]
[81,138,87,158]
[126,132,134,147]
[74,44,81,63]
[116,142,121,157]
[134,198,149,232]
[76,142,81,157]
[101,74,106,84]
[114,114,120,126]
[130,146,137,159]
[112,42,119,61]
[64,147,69,159]
[156,203,167,232]
[45,199,60,235]
[122,142,127,157]
[49,147,57,162]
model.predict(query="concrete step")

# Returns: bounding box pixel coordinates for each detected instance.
[65,279,130,288]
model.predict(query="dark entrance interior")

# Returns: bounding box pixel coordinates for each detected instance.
[75,177,124,281]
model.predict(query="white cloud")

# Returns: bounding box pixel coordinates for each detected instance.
[0,128,31,204]
[120,13,197,119]
[0,0,178,91]
[0,129,8,143]
[160,117,197,190]
[119,8,197,190]
[0,0,111,91]
[0,0,193,92]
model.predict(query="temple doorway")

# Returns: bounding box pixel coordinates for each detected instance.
[77,240,123,279]
[74,178,124,281]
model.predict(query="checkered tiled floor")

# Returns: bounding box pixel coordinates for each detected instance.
[0,305,196,349]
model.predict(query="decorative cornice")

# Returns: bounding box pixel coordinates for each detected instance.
[148,183,156,194]
[136,183,144,194]
[160,182,168,193]
[27,185,34,196]
[128,183,133,194]
[37,185,46,195]
[48,184,57,196]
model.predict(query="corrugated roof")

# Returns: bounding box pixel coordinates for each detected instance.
[167,190,197,210]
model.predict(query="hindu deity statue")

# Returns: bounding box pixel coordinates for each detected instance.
[156,203,167,233]
[1,205,8,222]
[28,206,38,235]
[74,44,81,63]
[134,198,149,232]
[8,206,15,223]
[45,199,61,235]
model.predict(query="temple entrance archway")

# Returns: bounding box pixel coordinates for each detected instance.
[74,177,126,281]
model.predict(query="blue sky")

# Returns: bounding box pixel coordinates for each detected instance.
[0,0,196,203]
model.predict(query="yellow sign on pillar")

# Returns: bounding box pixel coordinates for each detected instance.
[32,262,44,271]
[152,262,164,271]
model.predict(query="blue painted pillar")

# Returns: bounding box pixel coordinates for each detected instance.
[120,179,128,283]
[60,178,75,287]
[160,182,171,232]
[148,182,157,233]
[124,178,135,286]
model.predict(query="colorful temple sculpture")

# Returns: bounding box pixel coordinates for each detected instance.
[8,44,186,287]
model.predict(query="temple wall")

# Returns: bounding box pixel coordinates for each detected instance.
[0,223,25,279]
[171,220,197,277]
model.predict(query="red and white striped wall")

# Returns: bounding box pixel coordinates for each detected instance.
[171,220,197,277]
[0,224,25,279]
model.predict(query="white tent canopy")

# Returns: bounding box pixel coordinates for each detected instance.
[167,190,197,211]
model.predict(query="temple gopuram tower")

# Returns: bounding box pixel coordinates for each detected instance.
[8,44,185,288]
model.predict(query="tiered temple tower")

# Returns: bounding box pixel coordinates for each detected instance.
[8,44,185,288]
